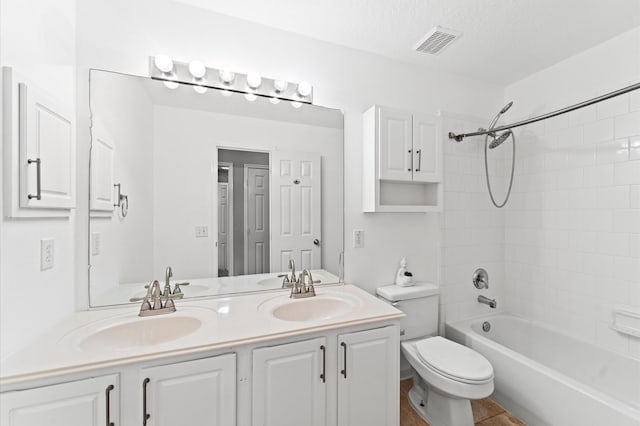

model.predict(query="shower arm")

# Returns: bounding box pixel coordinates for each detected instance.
[448,82,640,142]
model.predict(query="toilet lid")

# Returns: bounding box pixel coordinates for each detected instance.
[415,337,493,383]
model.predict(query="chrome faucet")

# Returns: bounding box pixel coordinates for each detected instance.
[288,259,296,283]
[280,259,297,288]
[130,280,177,316]
[164,266,173,296]
[161,266,189,298]
[478,295,497,309]
[290,269,316,299]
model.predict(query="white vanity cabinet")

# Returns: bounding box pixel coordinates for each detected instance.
[252,337,327,426]
[140,354,236,426]
[337,326,399,426]
[251,325,399,426]
[0,374,119,426]
[363,104,442,212]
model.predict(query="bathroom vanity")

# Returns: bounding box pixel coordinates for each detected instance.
[0,284,403,426]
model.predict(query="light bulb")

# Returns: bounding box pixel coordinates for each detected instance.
[246,73,262,89]
[270,97,281,105]
[163,80,179,89]
[245,93,257,102]
[291,101,302,109]
[154,54,174,73]
[274,80,288,93]
[193,85,207,94]
[219,70,235,84]
[297,81,312,97]
[188,60,206,79]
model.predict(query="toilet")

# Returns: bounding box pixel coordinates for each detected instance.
[377,283,494,426]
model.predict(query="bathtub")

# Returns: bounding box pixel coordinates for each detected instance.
[446,314,640,426]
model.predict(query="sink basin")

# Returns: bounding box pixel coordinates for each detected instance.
[272,297,354,321]
[256,277,286,288]
[61,312,205,353]
[259,292,361,322]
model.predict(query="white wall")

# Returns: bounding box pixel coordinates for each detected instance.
[0,0,77,359]
[152,105,342,280]
[89,71,155,303]
[75,0,502,311]
[503,28,640,358]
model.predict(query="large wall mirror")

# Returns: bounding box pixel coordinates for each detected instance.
[89,70,344,307]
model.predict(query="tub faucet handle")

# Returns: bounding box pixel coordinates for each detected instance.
[473,268,489,289]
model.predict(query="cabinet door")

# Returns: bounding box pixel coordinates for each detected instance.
[337,326,400,426]
[141,354,236,426]
[253,337,326,426]
[412,112,441,182]
[19,82,75,209]
[378,107,413,181]
[0,374,118,426]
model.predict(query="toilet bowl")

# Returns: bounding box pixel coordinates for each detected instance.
[376,283,495,426]
[402,336,494,426]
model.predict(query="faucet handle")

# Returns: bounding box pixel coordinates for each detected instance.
[149,280,163,310]
[169,282,189,299]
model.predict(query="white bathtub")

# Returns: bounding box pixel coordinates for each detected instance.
[446,314,640,426]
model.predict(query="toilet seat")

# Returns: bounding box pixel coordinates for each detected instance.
[415,337,493,384]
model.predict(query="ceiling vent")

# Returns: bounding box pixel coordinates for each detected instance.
[414,26,462,55]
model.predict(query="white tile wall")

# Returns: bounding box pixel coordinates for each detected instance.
[503,92,640,359]
[440,113,506,324]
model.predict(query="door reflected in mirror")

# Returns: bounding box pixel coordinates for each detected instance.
[88,70,343,307]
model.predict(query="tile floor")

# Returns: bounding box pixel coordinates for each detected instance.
[400,379,526,426]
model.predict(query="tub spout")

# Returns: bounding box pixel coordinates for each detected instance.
[478,295,497,309]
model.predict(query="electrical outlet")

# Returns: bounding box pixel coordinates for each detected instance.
[41,239,54,270]
[195,226,209,238]
[353,229,364,248]
[91,232,101,256]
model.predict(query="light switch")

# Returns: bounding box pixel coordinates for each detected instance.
[195,226,209,238]
[41,239,54,270]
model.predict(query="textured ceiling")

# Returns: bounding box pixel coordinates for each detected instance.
[172,0,640,85]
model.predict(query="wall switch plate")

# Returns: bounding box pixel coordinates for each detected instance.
[91,232,101,256]
[41,239,54,270]
[195,225,209,238]
[353,229,364,248]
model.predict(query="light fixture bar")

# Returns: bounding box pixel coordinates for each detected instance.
[148,56,313,104]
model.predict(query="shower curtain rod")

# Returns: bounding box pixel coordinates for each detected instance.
[448,82,640,142]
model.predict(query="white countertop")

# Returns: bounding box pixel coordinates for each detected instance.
[0,284,403,387]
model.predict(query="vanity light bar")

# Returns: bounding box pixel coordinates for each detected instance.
[148,55,314,104]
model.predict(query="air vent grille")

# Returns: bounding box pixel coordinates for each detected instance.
[414,26,462,55]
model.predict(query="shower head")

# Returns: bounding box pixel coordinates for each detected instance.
[489,130,512,149]
[500,101,514,114]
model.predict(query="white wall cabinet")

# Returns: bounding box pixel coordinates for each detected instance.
[363,105,442,212]
[141,354,236,426]
[337,327,399,426]
[0,374,118,426]
[252,337,327,426]
[2,67,76,217]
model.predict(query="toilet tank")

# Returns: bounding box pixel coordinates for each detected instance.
[376,283,439,341]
